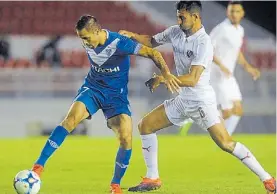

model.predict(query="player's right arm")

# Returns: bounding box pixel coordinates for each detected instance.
[213,55,232,77]
[119,26,174,48]
[210,25,232,77]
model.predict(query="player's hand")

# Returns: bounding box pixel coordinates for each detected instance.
[162,72,181,94]
[119,30,134,38]
[247,67,261,80]
[219,65,232,78]
[145,73,163,93]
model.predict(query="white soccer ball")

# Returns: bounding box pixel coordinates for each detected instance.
[13,170,41,194]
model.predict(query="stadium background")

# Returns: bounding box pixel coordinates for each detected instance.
[0,1,276,194]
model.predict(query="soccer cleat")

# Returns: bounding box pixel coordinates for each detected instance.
[263,177,276,194]
[128,177,162,192]
[31,164,44,178]
[110,184,123,194]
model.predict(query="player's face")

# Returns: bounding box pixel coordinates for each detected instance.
[227,4,244,25]
[76,28,99,49]
[177,9,195,31]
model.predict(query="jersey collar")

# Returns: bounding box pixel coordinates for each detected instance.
[103,29,109,39]
[185,26,205,42]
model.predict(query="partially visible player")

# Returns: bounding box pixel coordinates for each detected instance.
[210,1,260,135]
[119,1,275,193]
[30,15,180,194]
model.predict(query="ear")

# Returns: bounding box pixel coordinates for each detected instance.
[241,9,245,18]
[193,13,200,21]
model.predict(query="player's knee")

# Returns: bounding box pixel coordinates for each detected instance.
[222,109,233,119]
[218,140,236,153]
[119,132,132,149]
[138,119,151,135]
[61,116,78,132]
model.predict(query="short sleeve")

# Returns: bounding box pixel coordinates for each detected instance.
[153,26,174,44]
[117,36,141,55]
[191,39,213,69]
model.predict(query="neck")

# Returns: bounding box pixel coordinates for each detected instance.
[99,30,107,45]
[183,22,202,37]
[92,30,107,48]
[229,19,240,28]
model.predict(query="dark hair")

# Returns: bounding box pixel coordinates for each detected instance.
[176,1,202,13]
[75,15,97,31]
[228,1,243,6]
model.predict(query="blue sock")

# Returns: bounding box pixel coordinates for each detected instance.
[111,148,132,184]
[35,126,69,167]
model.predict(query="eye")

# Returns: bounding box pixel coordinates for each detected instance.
[178,16,185,20]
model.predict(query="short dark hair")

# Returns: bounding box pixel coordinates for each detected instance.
[228,1,243,6]
[75,15,97,31]
[176,1,202,14]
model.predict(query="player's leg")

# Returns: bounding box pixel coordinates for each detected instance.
[32,87,98,177]
[107,114,132,188]
[129,103,175,192]
[225,100,243,135]
[208,120,275,193]
[32,101,90,176]
[224,77,243,135]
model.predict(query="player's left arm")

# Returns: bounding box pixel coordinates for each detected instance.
[151,65,204,88]
[146,41,210,91]
[237,51,260,80]
[176,40,211,87]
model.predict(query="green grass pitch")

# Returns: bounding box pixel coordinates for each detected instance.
[1,135,275,194]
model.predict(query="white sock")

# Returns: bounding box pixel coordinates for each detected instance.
[225,116,241,135]
[141,133,159,179]
[232,142,271,181]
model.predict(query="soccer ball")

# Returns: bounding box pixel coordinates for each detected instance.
[13,170,41,194]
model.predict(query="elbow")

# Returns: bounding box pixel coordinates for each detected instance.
[188,80,197,87]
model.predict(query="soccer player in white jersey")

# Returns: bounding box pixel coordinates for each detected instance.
[119,1,275,193]
[210,1,260,135]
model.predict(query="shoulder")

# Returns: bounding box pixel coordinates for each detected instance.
[211,21,227,34]
[198,32,212,46]
[165,25,181,34]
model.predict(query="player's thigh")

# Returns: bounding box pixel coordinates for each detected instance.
[188,102,221,131]
[107,114,132,149]
[139,103,173,135]
[62,87,99,131]
[207,119,235,153]
[61,101,90,131]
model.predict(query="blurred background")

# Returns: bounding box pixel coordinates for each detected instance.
[0,1,275,138]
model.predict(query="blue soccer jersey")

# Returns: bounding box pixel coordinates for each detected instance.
[74,30,141,119]
[83,30,141,91]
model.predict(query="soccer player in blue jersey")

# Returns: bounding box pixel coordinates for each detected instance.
[30,15,180,194]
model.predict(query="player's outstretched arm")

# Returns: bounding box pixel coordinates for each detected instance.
[119,30,161,48]
[237,52,261,80]
[137,45,181,93]
[153,65,204,88]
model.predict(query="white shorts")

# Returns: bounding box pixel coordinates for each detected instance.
[212,76,242,110]
[164,96,221,130]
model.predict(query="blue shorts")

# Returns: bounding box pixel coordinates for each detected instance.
[73,85,131,120]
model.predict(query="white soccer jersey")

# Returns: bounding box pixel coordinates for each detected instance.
[210,19,244,75]
[153,25,215,101]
